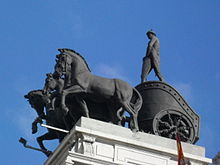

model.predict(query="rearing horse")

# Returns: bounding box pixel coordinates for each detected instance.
[54,48,143,131]
[24,89,67,156]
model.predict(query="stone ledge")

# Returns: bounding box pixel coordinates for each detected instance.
[76,117,204,156]
[44,117,212,165]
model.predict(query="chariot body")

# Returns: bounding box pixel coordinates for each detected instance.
[136,81,200,144]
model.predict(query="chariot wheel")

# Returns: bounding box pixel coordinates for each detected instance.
[152,109,195,143]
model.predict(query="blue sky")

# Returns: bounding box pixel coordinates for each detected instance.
[1,0,220,164]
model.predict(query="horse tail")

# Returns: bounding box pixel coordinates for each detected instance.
[130,88,143,114]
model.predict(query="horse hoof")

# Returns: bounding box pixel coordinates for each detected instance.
[63,107,69,115]
[117,121,122,126]
[61,105,69,114]
[32,125,38,134]
[45,150,53,157]
[131,128,139,133]
[32,129,37,134]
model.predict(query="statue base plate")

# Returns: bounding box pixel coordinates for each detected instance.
[44,117,211,165]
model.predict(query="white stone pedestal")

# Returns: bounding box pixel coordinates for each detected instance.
[44,117,211,165]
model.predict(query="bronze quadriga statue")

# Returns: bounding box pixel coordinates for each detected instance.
[136,81,200,144]
[20,43,201,157]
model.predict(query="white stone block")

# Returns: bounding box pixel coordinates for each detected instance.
[44,117,212,165]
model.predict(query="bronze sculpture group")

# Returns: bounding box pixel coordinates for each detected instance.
[21,30,200,157]
[23,48,143,156]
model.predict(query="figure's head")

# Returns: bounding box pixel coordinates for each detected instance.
[44,73,58,92]
[146,30,156,39]
[43,73,64,95]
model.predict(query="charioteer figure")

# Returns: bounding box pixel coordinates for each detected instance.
[141,30,164,83]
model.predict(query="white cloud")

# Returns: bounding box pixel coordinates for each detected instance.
[16,106,37,142]
[4,76,40,142]
[93,63,131,83]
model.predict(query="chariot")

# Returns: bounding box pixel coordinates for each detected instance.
[136,81,200,144]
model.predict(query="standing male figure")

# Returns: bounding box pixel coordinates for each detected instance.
[141,30,164,83]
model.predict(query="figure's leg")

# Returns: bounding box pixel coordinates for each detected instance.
[153,65,164,81]
[141,58,152,83]
[151,50,164,81]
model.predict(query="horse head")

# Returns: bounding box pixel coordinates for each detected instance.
[54,58,67,77]
[24,90,46,118]
[54,49,72,78]
[56,48,91,72]
[43,73,64,94]
[54,48,92,87]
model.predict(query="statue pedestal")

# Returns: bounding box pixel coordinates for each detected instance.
[44,117,211,165]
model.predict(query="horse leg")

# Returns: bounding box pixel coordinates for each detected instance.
[61,85,85,114]
[120,102,139,132]
[76,97,89,117]
[116,107,126,126]
[32,117,43,134]
[106,103,121,125]
[57,132,66,143]
[130,113,139,132]
[51,97,56,111]
[63,114,74,130]
[36,132,57,157]
[32,120,38,134]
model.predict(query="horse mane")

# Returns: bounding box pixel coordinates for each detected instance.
[58,48,91,72]
[25,90,44,104]
[28,89,43,96]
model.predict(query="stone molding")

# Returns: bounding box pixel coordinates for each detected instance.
[44,117,211,165]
